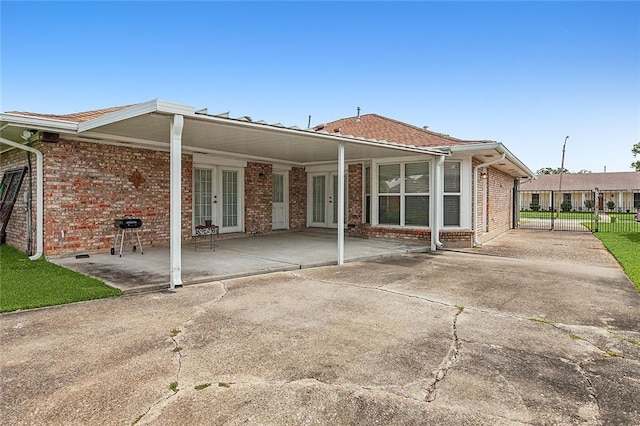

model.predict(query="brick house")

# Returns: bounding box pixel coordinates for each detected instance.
[520,172,640,212]
[315,113,533,245]
[1,99,533,287]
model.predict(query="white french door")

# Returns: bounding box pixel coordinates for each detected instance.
[194,166,243,234]
[308,172,346,228]
[272,172,288,230]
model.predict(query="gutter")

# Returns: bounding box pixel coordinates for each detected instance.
[0,128,44,260]
[473,152,506,247]
[446,142,535,179]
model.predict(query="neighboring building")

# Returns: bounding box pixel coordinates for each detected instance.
[1,100,533,285]
[520,172,640,212]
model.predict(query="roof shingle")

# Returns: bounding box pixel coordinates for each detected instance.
[6,105,133,123]
[521,172,640,191]
[315,114,487,148]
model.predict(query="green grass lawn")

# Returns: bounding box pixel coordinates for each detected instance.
[593,232,640,292]
[0,245,121,313]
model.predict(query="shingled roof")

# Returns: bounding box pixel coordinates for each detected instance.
[521,172,640,191]
[315,114,487,148]
[6,105,133,123]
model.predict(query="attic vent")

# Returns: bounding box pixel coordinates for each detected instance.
[334,128,340,133]
[40,132,59,143]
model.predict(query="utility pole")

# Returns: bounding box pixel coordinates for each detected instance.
[558,136,569,215]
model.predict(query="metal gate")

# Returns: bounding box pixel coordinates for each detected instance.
[517,190,596,232]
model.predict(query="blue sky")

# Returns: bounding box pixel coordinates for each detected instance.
[2,1,639,173]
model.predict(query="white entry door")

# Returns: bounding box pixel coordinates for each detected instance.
[272,172,288,230]
[308,172,347,228]
[194,167,243,234]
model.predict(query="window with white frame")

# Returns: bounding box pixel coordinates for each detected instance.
[378,162,429,226]
[443,161,461,226]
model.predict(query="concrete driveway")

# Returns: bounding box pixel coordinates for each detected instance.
[2,230,639,425]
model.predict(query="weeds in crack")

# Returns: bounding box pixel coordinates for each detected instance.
[529,317,551,324]
[218,381,235,388]
[570,333,582,340]
[172,346,183,353]
[608,331,640,346]
[170,329,181,337]
[169,381,179,393]
[195,383,212,390]
[130,413,145,426]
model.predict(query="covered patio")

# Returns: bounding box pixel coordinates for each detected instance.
[52,231,428,293]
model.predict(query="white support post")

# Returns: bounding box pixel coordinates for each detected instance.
[170,115,184,289]
[337,143,345,265]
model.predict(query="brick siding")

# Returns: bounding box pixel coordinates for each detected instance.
[0,145,37,253]
[348,163,363,226]
[486,166,514,233]
[2,139,193,257]
[289,167,306,230]
[244,162,273,234]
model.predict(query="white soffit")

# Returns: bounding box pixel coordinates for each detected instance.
[75,102,446,165]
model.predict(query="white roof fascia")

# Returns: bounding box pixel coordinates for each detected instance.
[78,99,195,133]
[186,113,449,157]
[0,114,79,132]
[447,142,535,178]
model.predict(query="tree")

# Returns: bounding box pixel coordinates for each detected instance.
[576,169,592,173]
[632,142,640,171]
[536,167,569,175]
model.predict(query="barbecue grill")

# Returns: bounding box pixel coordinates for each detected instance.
[111,217,144,256]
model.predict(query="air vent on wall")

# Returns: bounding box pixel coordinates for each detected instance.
[39,132,60,143]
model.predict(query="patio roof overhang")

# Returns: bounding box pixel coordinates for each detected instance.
[1,99,447,164]
[1,99,451,289]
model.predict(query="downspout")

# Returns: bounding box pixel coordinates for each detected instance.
[26,151,33,255]
[472,152,505,247]
[0,131,44,260]
[433,155,445,249]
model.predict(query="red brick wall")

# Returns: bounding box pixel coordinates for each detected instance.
[0,145,38,253]
[244,162,273,234]
[28,139,192,257]
[348,163,363,226]
[289,166,306,230]
[486,166,514,233]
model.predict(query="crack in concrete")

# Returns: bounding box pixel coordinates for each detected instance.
[576,359,603,425]
[285,271,622,417]
[131,281,229,425]
[424,306,463,402]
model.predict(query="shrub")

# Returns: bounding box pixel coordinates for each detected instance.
[530,200,540,211]
[584,199,594,210]
[607,200,615,211]
[561,200,572,212]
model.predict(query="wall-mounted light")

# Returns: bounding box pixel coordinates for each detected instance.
[480,170,487,179]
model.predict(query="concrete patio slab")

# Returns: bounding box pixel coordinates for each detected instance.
[51,231,428,293]
[2,230,638,425]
